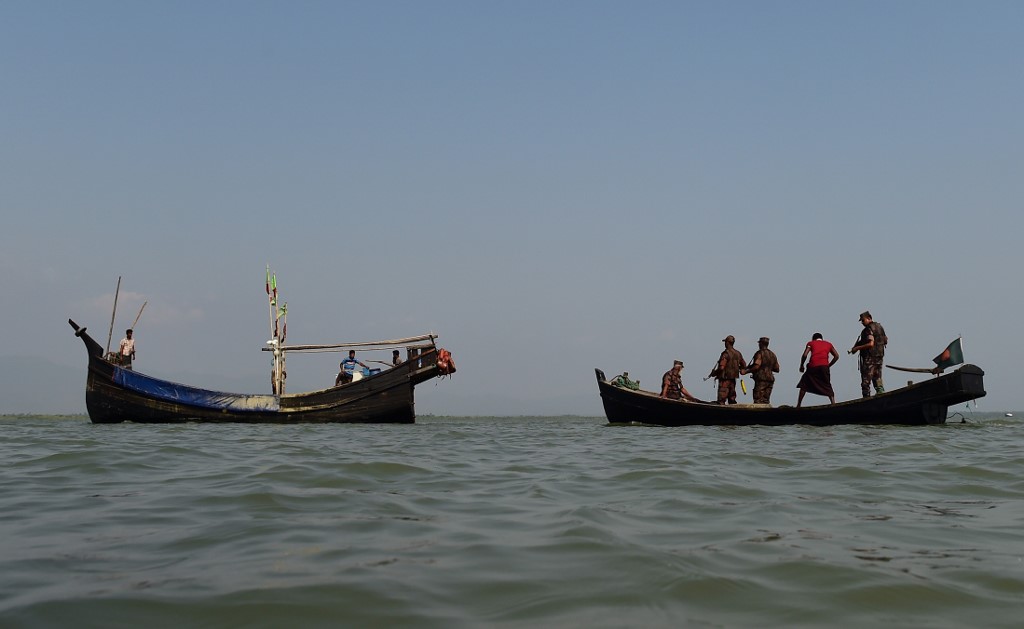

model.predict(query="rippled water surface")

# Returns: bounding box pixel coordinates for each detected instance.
[1,414,1022,628]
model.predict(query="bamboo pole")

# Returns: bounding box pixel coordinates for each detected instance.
[267,334,438,352]
[105,276,122,357]
[131,301,147,329]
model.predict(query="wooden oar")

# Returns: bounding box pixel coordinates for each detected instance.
[887,364,942,374]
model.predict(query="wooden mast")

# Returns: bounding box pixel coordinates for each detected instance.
[267,266,285,395]
[105,276,122,358]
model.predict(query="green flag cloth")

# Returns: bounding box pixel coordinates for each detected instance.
[932,338,964,370]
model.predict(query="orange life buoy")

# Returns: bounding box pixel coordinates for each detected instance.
[436,348,456,376]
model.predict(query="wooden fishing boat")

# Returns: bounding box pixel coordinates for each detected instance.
[71,271,455,424]
[595,365,986,426]
[69,319,450,424]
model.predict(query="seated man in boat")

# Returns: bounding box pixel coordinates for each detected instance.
[336,350,368,386]
[392,349,403,366]
[660,360,700,402]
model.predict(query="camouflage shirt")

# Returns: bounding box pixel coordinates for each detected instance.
[858,322,887,358]
[661,370,682,399]
[748,348,780,383]
[717,347,746,380]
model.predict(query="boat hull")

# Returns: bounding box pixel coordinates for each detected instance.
[71,319,440,424]
[595,365,986,427]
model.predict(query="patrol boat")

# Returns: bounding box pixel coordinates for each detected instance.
[594,365,985,426]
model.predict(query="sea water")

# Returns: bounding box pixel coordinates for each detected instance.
[1,414,1022,628]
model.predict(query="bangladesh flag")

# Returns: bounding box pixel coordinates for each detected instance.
[932,337,964,371]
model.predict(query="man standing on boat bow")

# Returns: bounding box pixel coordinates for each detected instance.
[711,335,746,405]
[118,329,136,370]
[849,311,887,397]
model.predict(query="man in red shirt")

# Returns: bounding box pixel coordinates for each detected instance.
[797,332,840,407]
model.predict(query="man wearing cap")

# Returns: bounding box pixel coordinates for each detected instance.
[743,337,781,404]
[660,359,699,401]
[849,311,887,397]
[711,335,746,405]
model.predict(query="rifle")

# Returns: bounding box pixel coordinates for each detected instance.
[851,335,864,373]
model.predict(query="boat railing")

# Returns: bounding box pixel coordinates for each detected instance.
[407,343,438,369]
[264,335,440,369]
[266,334,438,354]
[105,351,129,366]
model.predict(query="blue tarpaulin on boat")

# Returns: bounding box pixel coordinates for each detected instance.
[113,368,280,412]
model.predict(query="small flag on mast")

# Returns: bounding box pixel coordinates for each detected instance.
[932,337,964,371]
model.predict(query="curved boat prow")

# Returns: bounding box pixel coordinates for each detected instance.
[68,318,104,358]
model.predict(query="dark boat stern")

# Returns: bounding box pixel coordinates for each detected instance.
[955,364,986,400]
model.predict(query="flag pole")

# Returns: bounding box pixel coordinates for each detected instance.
[266,265,279,394]
[266,265,274,345]
[278,301,287,395]
[274,273,281,394]
[105,276,122,358]
[266,268,285,395]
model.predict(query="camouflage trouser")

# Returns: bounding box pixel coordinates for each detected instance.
[717,379,737,405]
[752,379,773,404]
[860,357,885,397]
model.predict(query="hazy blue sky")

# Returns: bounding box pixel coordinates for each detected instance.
[2,1,1021,414]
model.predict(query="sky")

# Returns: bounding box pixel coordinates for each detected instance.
[2,1,1022,415]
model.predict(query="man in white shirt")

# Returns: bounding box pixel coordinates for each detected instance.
[118,329,136,370]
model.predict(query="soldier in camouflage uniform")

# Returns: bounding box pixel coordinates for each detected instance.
[660,360,699,401]
[849,310,887,397]
[743,337,780,404]
[711,335,746,405]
